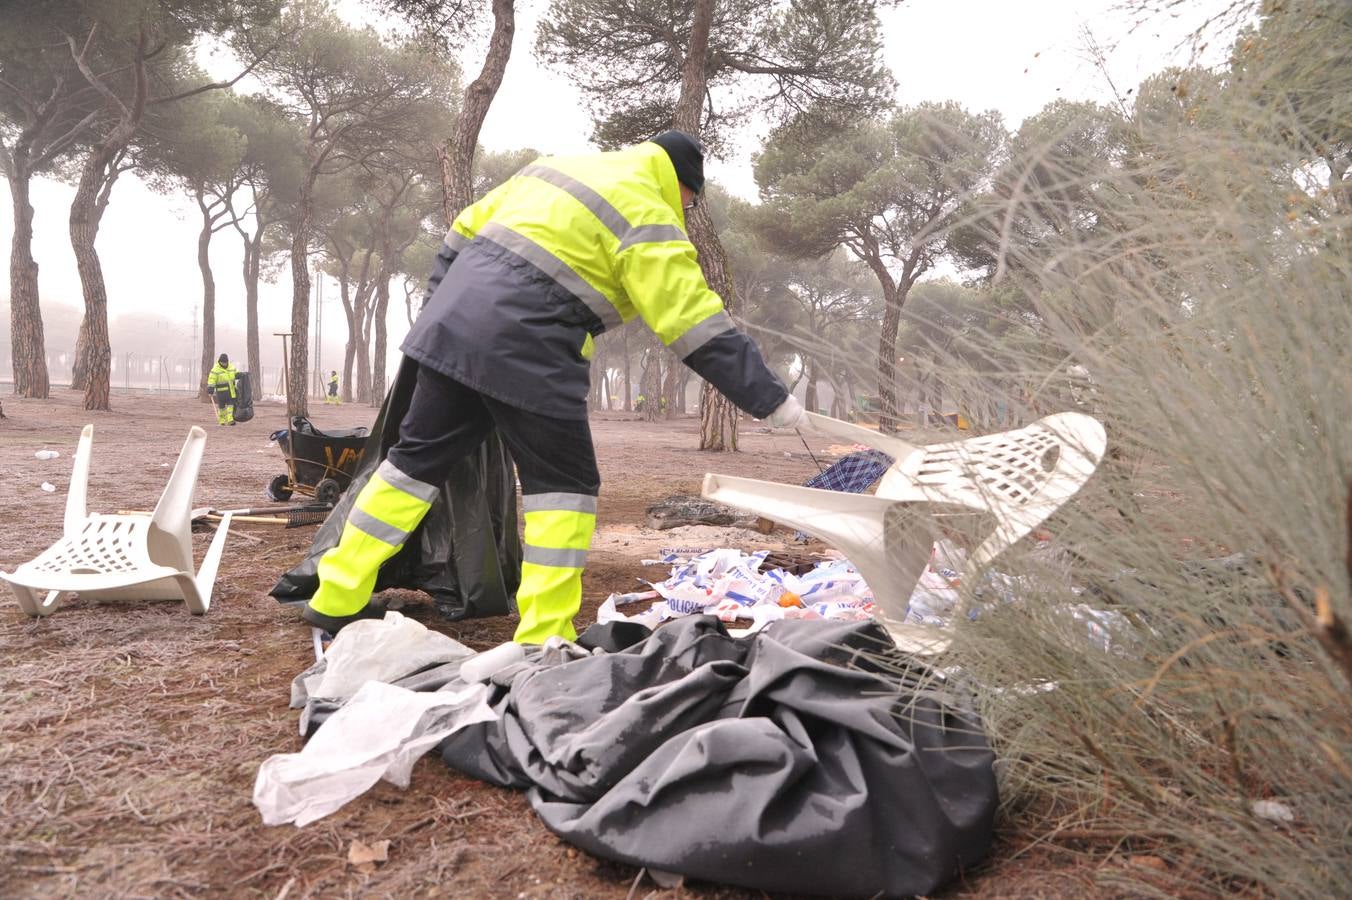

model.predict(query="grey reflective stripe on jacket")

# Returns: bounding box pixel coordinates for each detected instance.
[520,165,631,240]
[404,149,788,420]
[477,222,624,331]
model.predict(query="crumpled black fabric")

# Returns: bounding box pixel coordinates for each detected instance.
[439,616,997,897]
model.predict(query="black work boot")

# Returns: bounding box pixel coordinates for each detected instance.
[301,600,386,634]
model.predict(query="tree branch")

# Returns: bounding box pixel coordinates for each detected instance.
[65,25,131,121]
[148,39,282,105]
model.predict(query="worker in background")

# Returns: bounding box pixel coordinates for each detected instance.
[207,353,238,426]
[326,370,341,404]
[301,131,806,639]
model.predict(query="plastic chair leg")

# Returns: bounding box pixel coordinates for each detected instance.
[12,584,64,618]
[189,512,233,614]
[803,412,920,464]
[701,474,936,628]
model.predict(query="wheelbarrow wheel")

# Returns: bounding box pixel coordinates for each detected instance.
[315,478,343,506]
[267,474,294,502]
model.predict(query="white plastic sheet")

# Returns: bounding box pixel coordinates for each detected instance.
[254,680,496,826]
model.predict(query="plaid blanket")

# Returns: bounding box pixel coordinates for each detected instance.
[804,449,895,493]
[794,449,895,542]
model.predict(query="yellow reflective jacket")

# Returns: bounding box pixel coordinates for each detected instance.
[402,141,787,420]
[207,362,238,398]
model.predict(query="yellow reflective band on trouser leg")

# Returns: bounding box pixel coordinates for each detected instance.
[513,498,597,644]
[308,462,437,617]
[224,404,234,424]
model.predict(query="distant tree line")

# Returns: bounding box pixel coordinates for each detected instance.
[2,0,1344,439]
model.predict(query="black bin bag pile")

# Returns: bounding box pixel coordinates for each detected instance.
[270,356,521,620]
[439,616,998,897]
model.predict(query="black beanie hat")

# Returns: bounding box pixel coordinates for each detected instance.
[651,130,704,194]
[218,353,229,366]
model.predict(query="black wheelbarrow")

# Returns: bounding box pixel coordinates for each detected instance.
[268,416,370,505]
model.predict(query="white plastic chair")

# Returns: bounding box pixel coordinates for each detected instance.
[702,412,1107,636]
[2,425,233,617]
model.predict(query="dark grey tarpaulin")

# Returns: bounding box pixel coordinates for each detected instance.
[440,616,997,897]
[270,356,521,620]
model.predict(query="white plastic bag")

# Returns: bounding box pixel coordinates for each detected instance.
[304,611,473,701]
[253,680,496,826]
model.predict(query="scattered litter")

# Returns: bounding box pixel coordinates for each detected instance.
[602,546,876,634]
[348,838,391,871]
[34,450,59,460]
[40,482,55,493]
[612,589,659,606]
[1251,799,1295,823]
[604,537,1137,653]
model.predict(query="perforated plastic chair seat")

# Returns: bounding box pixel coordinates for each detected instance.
[2,425,233,617]
[702,412,1107,640]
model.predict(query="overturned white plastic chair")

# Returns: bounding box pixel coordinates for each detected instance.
[702,412,1107,637]
[2,425,233,617]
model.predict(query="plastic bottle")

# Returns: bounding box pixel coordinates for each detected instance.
[35,450,59,460]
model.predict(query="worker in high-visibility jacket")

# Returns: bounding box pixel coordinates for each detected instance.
[326,370,341,404]
[206,353,238,426]
[301,131,806,640]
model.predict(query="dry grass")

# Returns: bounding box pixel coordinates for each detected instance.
[865,2,1351,895]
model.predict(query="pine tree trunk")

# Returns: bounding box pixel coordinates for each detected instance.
[337,264,356,404]
[878,291,900,433]
[7,167,51,398]
[69,155,113,412]
[690,201,739,449]
[676,367,692,414]
[590,358,604,410]
[674,0,738,450]
[440,0,516,225]
[371,271,390,404]
[70,319,90,390]
[288,188,313,418]
[622,328,632,411]
[244,228,262,399]
[196,192,216,402]
[640,345,662,422]
[661,348,679,419]
[805,359,818,414]
[355,285,373,404]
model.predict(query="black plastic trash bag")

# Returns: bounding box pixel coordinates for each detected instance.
[270,356,521,620]
[233,372,255,422]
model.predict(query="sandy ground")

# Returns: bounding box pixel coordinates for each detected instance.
[0,391,1088,898]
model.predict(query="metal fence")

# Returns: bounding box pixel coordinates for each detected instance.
[0,352,293,397]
